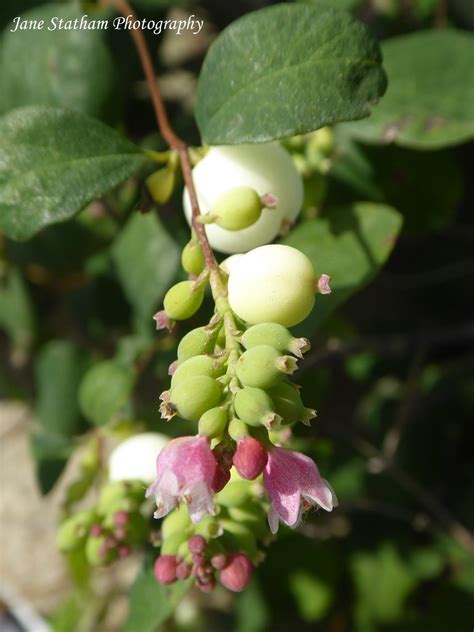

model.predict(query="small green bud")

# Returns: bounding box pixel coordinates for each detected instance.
[194,515,223,539]
[233,386,281,430]
[57,510,98,552]
[163,281,204,321]
[241,323,310,358]
[161,530,188,555]
[85,532,118,566]
[308,127,335,157]
[199,406,228,438]
[236,345,298,389]
[162,505,192,539]
[268,381,316,425]
[215,480,252,508]
[181,238,205,276]
[170,375,223,421]
[228,417,249,440]
[177,326,214,361]
[211,187,263,231]
[97,481,143,516]
[171,354,224,387]
[146,165,175,204]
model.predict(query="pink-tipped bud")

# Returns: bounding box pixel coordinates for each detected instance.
[176,561,191,580]
[153,310,175,331]
[211,553,227,570]
[233,437,268,480]
[89,524,102,537]
[192,552,205,566]
[113,511,129,527]
[118,545,130,558]
[317,274,331,295]
[154,555,178,585]
[189,535,207,555]
[219,553,253,592]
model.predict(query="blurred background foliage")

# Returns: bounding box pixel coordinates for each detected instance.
[0,0,473,630]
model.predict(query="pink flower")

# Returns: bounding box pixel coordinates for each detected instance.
[263,447,337,534]
[146,436,217,524]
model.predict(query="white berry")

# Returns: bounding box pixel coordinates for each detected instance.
[228,244,317,327]
[108,433,169,484]
[183,143,303,254]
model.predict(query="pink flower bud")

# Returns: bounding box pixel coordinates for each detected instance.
[188,534,207,554]
[219,553,253,592]
[154,555,178,585]
[233,437,268,480]
[89,524,102,537]
[198,576,216,593]
[113,511,129,527]
[211,553,227,570]
[176,561,191,580]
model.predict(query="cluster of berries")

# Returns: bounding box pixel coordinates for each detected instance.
[147,140,337,593]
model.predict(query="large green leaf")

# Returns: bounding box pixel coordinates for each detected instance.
[196,4,387,145]
[0,106,148,241]
[78,360,136,426]
[123,566,191,632]
[32,340,91,493]
[283,202,403,332]
[0,4,116,118]
[0,266,35,351]
[344,30,474,149]
[112,213,180,320]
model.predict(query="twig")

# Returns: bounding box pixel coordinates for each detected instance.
[105,0,219,279]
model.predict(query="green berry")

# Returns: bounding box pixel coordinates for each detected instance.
[181,238,205,276]
[163,281,204,321]
[199,406,228,438]
[85,532,117,566]
[268,382,316,425]
[216,479,252,508]
[233,386,281,429]
[162,505,192,540]
[57,510,97,552]
[228,244,318,327]
[170,375,223,421]
[212,187,263,231]
[228,417,249,440]
[241,323,310,358]
[171,354,223,387]
[177,326,214,361]
[161,530,188,555]
[236,345,298,389]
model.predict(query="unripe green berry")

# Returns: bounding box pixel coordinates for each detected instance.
[163,281,204,321]
[228,244,318,327]
[241,322,310,358]
[268,381,316,425]
[57,510,97,552]
[215,479,252,508]
[85,532,118,566]
[228,417,249,440]
[236,345,298,389]
[181,238,205,276]
[161,530,188,555]
[170,375,223,421]
[162,505,192,539]
[199,406,228,438]
[171,354,224,387]
[97,481,143,516]
[177,326,214,361]
[212,187,263,231]
[182,144,303,254]
[194,515,222,539]
[233,386,281,430]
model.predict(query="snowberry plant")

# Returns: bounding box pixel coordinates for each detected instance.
[1,0,416,622]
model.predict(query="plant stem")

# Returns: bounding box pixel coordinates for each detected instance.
[106,0,219,280]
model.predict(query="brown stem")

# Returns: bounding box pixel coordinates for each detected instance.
[105,0,219,276]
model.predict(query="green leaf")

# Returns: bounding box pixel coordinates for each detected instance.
[0,267,35,351]
[123,566,191,632]
[79,360,136,426]
[283,202,403,332]
[0,4,116,118]
[235,579,270,632]
[112,213,180,320]
[36,340,90,437]
[196,4,387,144]
[0,106,148,241]
[351,543,418,625]
[289,569,334,621]
[344,30,474,149]
[31,340,91,493]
